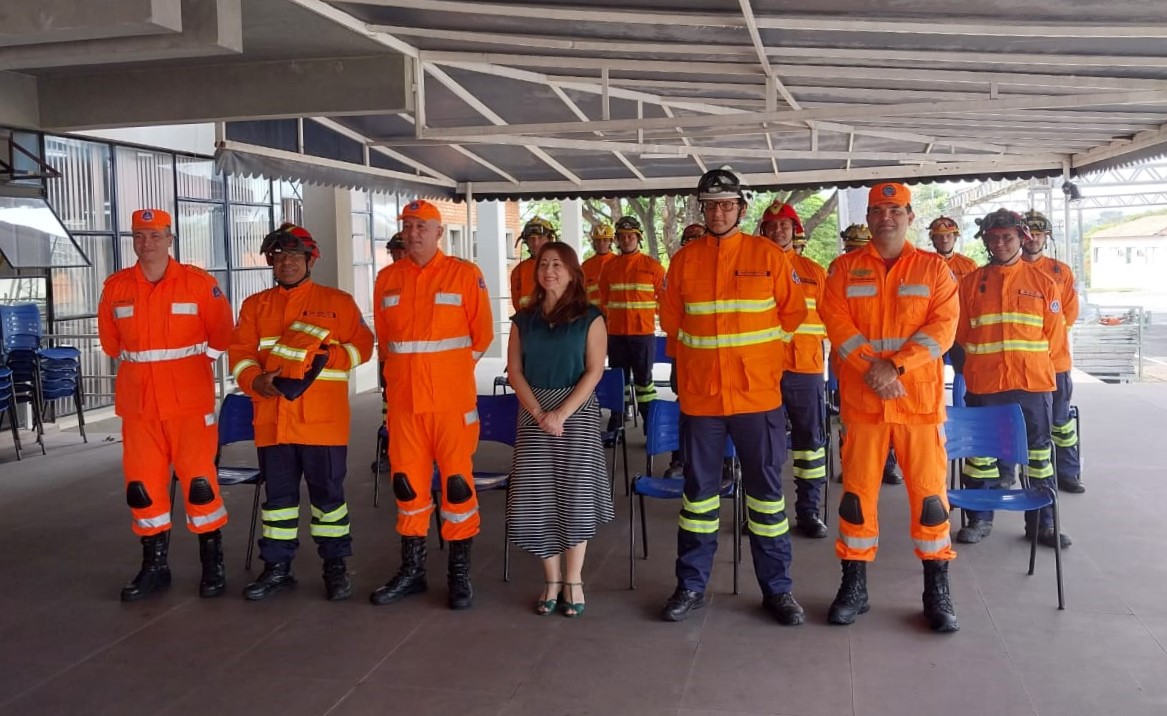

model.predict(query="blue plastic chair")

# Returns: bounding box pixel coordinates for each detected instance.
[629,399,741,593]
[945,404,1065,609]
[950,372,967,407]
[214,393,264,570]
[4,348,45,455]
[37,346,86,443]
[595,367,630,496]
[429,393,518,578]
[0,366,23,460]
[652,334,671,390]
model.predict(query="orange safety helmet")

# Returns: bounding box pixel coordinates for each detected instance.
[261,223,320,265]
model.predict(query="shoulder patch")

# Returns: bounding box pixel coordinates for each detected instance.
[1050,299,1061,314]
[212,286,224,298]
[791,269,800,284]
[478,276,486,289]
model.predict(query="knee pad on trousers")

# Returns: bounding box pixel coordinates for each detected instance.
[839,491,864,525]
[187,477,216,505]
[392,472,416,501]
[919,496,949,527]
[446,474,473,504]
[126,481,152,509]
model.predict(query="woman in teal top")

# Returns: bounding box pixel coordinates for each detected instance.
[506,242,611,617]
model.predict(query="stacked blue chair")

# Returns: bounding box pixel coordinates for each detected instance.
[0,366,23,459]
[37,346,86,443]
[629,399,742,593]
[214,393,265,569]
[944,404,1066,609]
[0,304,45,454]
[595,367,631,497]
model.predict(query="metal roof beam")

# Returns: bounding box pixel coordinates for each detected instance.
[394,111,520,184]
[419,89,1167,139]
[312,116,454,184]
[1072,123,1167,168]
[547,84,647,181]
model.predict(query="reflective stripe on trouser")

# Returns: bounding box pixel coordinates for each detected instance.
[962,390,1055,528]
[256,444,352,562]
[837,420,955,562]
[677,408,794,595]
[607,333,656,423]
[121,414,226,536]
[388,409,481,540]
[1052,371,1080,480]
[781,371,827,516]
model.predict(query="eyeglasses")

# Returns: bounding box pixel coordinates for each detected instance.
[702,200,740,213]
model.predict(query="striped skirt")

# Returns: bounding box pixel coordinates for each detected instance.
[507,385,614,559]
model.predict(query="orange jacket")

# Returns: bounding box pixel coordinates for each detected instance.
[1027,255,1078,372]
[510,258,536,311]
[599,251,666,335]
[956,261,1066,395]
[375,250,494,415]
[785,250,827,375]
[942,252,979,283]
[228,280,373,447]
[820,241,958,426]
[660,231,807,417]
[582,252,615,307]
[98,259,234,420]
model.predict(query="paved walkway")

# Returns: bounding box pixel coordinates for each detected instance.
[0,380,1164,716]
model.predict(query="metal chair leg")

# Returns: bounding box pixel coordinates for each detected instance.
[503,517,511,582]
[1052,495,1065,610]
[732,486,740,596]
[74,383,87,443]
[639,494,649,559]
[246,476,263,570]
[628,478,637,589]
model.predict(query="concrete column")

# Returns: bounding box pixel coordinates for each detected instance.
[477,200,509,359]
[559,198,583,257]
[301,185,353,292]
[301,185,378,393]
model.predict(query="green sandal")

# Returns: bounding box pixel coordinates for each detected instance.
[562,582,585,618]
[535,581,563,616]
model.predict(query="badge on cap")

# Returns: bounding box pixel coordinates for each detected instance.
[882,185,896,198]
[409,201,420,210]
[141,210,154,222]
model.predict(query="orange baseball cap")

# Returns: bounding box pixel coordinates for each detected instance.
[398,199,442,222]
[868,182,911,207]
[131,209,172,231]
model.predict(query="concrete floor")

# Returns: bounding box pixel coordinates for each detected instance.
[1,379,1165,716]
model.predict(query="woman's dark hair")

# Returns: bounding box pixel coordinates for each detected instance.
[524,242,589,325]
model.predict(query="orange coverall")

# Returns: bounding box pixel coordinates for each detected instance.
[582,252,615,307]
[598,251,666,335]
[228,280,374,447]
[943,252,979,284]
[97,259,234,536]
[374,250,494,540]
[819,242,959,562]
[509,257,536,311]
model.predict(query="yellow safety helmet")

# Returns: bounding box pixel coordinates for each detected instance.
[518,216,558,248]
[840,223,872,250]
[590,223,615,241]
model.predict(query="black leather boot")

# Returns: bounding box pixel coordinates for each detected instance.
[322,557,352,601]
[922,560,959,633]
[955,518,993,544]
[827,560,870,625]
[197,530,226,598]
[121,532,172,602]
[762,592,806,626]
[447,538,474,610]
[243,561,296,601]
[370,536,428,606]
[661,587,706,622]
[795,513,828,539]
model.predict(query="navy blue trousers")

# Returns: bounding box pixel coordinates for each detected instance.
[781,372,827,516]
[676,408,794,595]
[257,444,352,563]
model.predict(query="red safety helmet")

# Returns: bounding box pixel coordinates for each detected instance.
[760,201,805,236]
[261,223,320,265]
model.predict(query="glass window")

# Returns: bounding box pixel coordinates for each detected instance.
[115,146,175,228]
[177,201,227,270]
[228,175,271,205]
[276,181,302,225]
[352,264,373,317]
[352,212,373,264]
[0,195,91,268]
[372,193,399,239]
[351,189,369,213]
[176,156,224,201]
[52,234,113,319]
[230,268,272,313]
[44,136,112,232]
[229,205,271,269]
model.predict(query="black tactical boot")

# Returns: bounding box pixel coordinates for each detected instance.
[447,538,474,610]
[882,461,904,485]
[762,592,806,626]
[322,557,352,601]
[661,587,706,622]
[370,536,428,606]
[197,529,226,598]
[121,532,172,602]
[955,518,993,544]
[243,561,296,601]
[827,560,870,625]
[922,560,960,633]
[795,513,829,539]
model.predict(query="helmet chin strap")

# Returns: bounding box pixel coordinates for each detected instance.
[277,272,310,289]
[990,248,1022,266]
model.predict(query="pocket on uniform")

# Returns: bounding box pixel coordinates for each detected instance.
[741,354,779,392]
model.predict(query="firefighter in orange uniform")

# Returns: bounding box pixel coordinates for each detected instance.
[370,199,494,609]
[955,209,1072,549]
[928,217,978,283]
[659,169,808,625]
[757,201,829,538]
[598,215,666,428]
[820,183,960,632]
[510,217,556,311]
[1023,210,1083,494]
[97,208,234,601]
[228,224,373,602]
[582,223,616,307]
[663,223,709,478]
